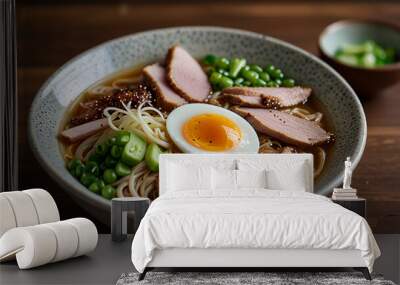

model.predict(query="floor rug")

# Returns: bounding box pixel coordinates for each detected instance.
[117,271,395,285]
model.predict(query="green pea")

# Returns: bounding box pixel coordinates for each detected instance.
[85,161,99,176]
[88,179,104,194]
[267,81,278,87]
[249,64,263,73]
[116,131,130,146]
[219,76,234,89]
[105,155,118,168]
[229,58,246,78]
[209,72,223,85]
[217,68,226,74]
[67,159,82,171]
[282,79,295,87]
[265,64,275,75]
[103,169,117,184]
[240,65,250,77]
[243,80,252,86]
[71,164,85,179]
[234,77,244,86]
[115,162,131,177]
[101,185,116,200]
[275,79,282,86]
[80,172,96,187]
[109,137,117,145]
[111,145,123,159]
[271,68,284,79]
[88,153,103,164]
[242,70,259,83]
[259,72,270,82]
[95,144,108,157]
[203,54,218,65]
[254,78,267,87]
[216,57,230,69]
[206,66,216,76]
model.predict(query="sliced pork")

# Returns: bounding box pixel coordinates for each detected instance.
[222,87,311,108]
[166,46,211,103]
[143,63,187,112]
[219,94,264,108]
[60,118,108,144]
[233,107,333,147]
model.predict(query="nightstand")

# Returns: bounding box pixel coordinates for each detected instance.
[332,197,366,218]
[111,197,150,242]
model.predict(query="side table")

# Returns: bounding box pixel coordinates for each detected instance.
[111,197,150,242]
[332,197,366,218]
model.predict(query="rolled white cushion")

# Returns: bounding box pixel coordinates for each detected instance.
[0,196,17,237]
[65,218,98,257]
[0,218,98,269]
[0,226,57,269]
[42,221,79,262]
[1,192,39,227]
[24,189,60,224]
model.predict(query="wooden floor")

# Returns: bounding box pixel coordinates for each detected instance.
[16,1,400,233]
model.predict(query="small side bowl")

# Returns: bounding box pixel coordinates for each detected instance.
[319,19,400,98]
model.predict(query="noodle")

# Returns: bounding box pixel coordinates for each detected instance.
[116,182,129,198]
[103,101,170,149]
[314,146,326,178]
[74,133,102,161]
[126,161,158,198]
[84,129,116,161]
[283,107,323,123]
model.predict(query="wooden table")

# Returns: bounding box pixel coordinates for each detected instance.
[17,1,400,233]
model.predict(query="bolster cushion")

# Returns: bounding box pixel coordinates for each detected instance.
[0,218,98,269]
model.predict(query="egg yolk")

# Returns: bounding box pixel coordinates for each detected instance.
[182,113,242,152]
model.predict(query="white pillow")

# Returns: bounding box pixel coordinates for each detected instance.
[212,168,237,190]
[167,163,212,191]
[237,158,310,192]
[266,162,308,191]
[236,169,267,189]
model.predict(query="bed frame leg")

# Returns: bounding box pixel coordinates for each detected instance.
[138,268,148,281]
[354,267,371,280]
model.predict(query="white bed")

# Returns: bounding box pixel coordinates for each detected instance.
[131,154,380,280]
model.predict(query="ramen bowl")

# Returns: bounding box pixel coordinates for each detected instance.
[29,27,366,225]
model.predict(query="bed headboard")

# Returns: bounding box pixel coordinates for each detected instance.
[159,154,314,195]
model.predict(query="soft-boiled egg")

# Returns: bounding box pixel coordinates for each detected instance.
[166,104,259,153]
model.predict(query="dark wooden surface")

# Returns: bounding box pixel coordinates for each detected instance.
[332,199,366,218]
[16,1,400,233]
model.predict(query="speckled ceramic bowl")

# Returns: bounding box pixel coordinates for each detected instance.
[29,27,366,225]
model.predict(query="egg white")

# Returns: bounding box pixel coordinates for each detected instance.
[166,103,260,154]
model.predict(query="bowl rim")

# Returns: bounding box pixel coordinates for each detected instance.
[29,26,367,209]
[318,19,400,71]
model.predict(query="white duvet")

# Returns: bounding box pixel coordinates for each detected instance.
[131,190,380,273]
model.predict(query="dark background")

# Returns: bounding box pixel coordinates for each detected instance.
[17,0,400,233]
